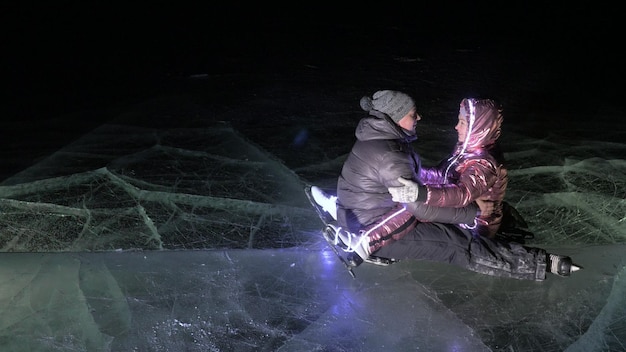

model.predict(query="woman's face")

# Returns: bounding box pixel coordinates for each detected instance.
[455,113,468,142]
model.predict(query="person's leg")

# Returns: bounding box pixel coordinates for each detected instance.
[373,222,548,281]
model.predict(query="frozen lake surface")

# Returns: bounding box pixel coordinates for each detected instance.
[1,3,624,351]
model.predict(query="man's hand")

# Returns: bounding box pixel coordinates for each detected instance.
[388,177,423,202]
[475,198,494,217]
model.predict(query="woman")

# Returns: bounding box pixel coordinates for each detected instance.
[389,98,507,238]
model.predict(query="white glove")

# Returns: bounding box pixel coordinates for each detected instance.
[388,177,422,202]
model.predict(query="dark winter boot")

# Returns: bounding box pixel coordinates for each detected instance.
[547,253,582,277]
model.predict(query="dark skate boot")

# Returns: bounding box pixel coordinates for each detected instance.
[547,253,582,277]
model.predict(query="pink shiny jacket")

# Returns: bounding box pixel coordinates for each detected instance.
[420,99,508,238]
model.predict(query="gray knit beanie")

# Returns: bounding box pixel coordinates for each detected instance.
[359,90,415,123]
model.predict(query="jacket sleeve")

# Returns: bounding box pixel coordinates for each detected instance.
[425,158,497,207]
[419,159,449,185]
[377,146,420,188]
[405,201,478,225]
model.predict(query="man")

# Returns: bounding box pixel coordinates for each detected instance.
[312,90,580,280]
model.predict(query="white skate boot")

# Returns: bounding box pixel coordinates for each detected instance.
[310,186,337,220]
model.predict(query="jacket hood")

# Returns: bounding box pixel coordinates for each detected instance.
[458,98,503,152]
[355,110,417,143]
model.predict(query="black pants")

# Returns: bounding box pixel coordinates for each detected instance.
[372,222,548,281]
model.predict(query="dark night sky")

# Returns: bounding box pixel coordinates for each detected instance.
[0,1,623,183]
[2,2,622,119]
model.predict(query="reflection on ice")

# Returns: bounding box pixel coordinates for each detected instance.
[0,125,318,252]
[0,248,623,351]
[0,111,625,350]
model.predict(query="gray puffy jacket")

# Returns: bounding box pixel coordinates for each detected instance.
[337,110,478,232]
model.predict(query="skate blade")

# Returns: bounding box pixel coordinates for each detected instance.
[364,256,397,266]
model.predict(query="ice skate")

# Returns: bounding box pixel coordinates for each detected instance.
[326,221,396,267]
[547,253,582,277]
[310,186,337,220]
[305,185,357,278]
[336,228,370,261]
[323,223,348,250]
[305,185,397,276]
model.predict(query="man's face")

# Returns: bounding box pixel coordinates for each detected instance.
[398,108,421,132]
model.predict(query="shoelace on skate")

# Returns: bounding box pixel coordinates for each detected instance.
[327,224,368,253]
[549,254,562,274]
